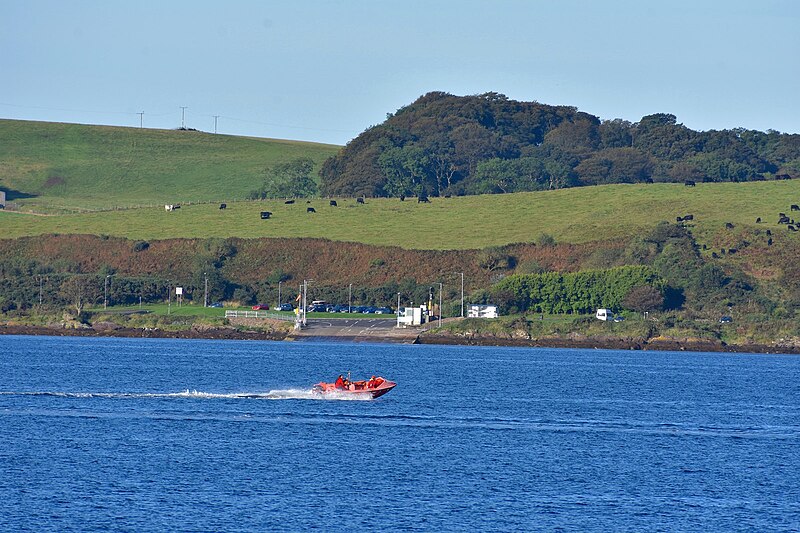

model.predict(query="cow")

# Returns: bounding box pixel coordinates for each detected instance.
[792,205,800,211]
[219,203,227,210]
[307,207,316,213]
[766,229,772,236]
[399,195,405,201]
[684,214,693,221]
[725,222,735,229]
[330,200,337,207]
[711,252,719,258]
[676,216,683,223]
[755,217,761,223]
[779,216,791,224]
[172,205,180,209]
[789,225,798,232]
[418,195,430,203]
[768,238,773,246]
[684,180,696,187]
[357,197,365,204]
[165,204,173,211]
[260,211,271,219]
[780,212,786,218]
[776,174,791,180]
[285,200,295,205]
[728,248,738,254]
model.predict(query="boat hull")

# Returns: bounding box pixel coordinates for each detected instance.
[313,379,396,399]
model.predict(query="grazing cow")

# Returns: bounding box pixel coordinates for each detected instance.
[792,205,800,211]
[684,180,696,187]
[768,238,773,246]
[165,204,173,211]
[418,195,430,203]
[260,211,271,219]
[219,203,227,210]
[755,217,761,223]
[702,244,708,250]
[725,222,735,229]
[307,207,316,213]
[766,229,772,236]
[172,205,180,209]
[711,252,719,258]
[399,195,405,201]
[789,225,798,232]
[285,200,295,205]
[357,197,365,204]
[779,216,791,224]
[728,248,738,254]
[330,200,337,207]
[684,214,693,221]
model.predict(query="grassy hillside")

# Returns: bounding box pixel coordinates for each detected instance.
[0,119,339,212]
[2,181,799,250]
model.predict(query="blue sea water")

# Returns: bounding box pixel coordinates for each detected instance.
[1,335,799,532]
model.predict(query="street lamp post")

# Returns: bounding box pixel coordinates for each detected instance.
[104,275,112,310]
[204,272,208,308]
[456,272,464,318]
[438,282,443,328]
[278,281,282,307]
[349,283,353,313]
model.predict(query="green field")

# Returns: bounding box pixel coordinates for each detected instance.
[2,180,799,249]
[0,119,339,212]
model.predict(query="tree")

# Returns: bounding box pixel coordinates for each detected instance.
[250,157,318,198]
[622,285,664,312]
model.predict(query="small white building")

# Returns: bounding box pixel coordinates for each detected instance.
[596,308,613,321]
[397,306,424,327]
[0,191,6,208]
[467,304,499,319]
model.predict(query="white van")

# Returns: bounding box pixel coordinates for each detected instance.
[596,308,613,321]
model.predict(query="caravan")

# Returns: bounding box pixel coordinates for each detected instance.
[595,308,614,321]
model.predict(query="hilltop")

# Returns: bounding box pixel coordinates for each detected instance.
[0,119,339,212]
[321,92,800,198]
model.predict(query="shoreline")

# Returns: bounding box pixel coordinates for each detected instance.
[1,324,799,354]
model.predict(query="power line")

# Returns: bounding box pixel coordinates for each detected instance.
[137,111,144,128]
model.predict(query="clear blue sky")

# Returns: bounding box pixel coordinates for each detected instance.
[3,0,798,145]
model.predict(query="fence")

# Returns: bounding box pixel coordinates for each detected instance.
[225,310,295,322]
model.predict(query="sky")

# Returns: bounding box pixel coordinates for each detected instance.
[2,0,798,146]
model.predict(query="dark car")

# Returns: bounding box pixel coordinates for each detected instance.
[276,303,294,312]
[719,316,733,324]
[308,304,326,313]
[374,307,393,314]
[209,302,223,308]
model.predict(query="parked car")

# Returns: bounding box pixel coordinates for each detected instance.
[361,306,377,314]
[252,304,270,310]
[209,302,223,308]
[719,316,733,323]
[374,307,393,314]
[613,315,625,322]
[308,304,327,312]
[275,303,294,312]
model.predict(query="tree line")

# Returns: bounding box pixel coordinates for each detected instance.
[319,92,800,198]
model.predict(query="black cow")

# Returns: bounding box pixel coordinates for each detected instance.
[711,252,719,258]
[684,214,693,221]
[755,217,761,223]
[307,207,316,213]
[172,204,181,209]
[330,200,337,207]
[285,200,295,205]
[260,211,271,219]
[766,229,772,236]
[357,197,365,204]
[685,181,696,187]
[418,195,430,203]
[219,203,227,210]
[399,195,405,201]
[725,222,735,229]
[789,225,798,232]
[768,238,773,246]
[779,216,791,224]
[676,216,683,223]
[728,248,738,254]
[792,205,800,211]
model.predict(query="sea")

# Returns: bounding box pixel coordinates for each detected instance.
[1,335,799,532]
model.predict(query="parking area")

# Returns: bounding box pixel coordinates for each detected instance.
[293,317,420,342]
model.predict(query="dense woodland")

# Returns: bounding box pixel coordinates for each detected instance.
[320,92,800,198]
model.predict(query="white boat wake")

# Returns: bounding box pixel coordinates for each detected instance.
[0,389,373,401]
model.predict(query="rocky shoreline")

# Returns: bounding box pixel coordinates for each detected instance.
[2,323,799,354]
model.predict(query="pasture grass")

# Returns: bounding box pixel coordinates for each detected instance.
[3,180,800,250]
[0,119,339,212]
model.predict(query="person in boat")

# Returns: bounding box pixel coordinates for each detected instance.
[334,375,345,389]
[367,376,377,389]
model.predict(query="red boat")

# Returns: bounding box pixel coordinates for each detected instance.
[313,375,396,399]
